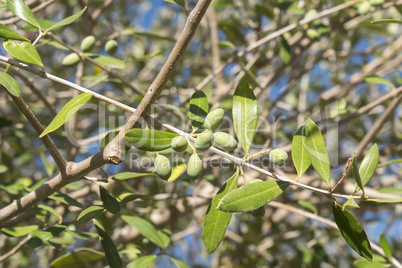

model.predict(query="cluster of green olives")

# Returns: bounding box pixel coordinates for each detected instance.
[62,35,119,67]
[155,108,238,181]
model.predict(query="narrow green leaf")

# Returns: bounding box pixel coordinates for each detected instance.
[0,23,29,41]
[0,71,21,97]
[22,19,56,32]
[99,186,120,214]
[77,206,104,224]
[304,117,331,187]
[332,204,372,261]
[167,163,186,182]
[278,35,291,63]
[94,220,122,268]
[233,77,258,153]
[50,248,105,267]
[364,199,402,203]
[297,200,317,214]
[356,144,379,192]
[34,204,63,223]
[291,125,311,177]
[121,215,167,249]
[371,19,402,24]
[352,156,364,193]
[379,234,392,261]
[378,158,402,167]
[49,192,85,208]
[157,229,171,249]
[39,92,92,137]
[85,53,126,69]
[3,40,43,67]
[170,257,190,268]
[125,129,178,151]
[127,255,157,268]
[189,90,209,129]
[1,225,39,237]
[7,0,40,28]
[376,187,402,195]
[46,7,87,32]
[112,172,157,181]
[364,75,394,88]
[217,181,290,212]
[26,224,68,248]
[66,230,98,240]
[343,198,360,210]
[202,171,239,254]
[118,193,150,204]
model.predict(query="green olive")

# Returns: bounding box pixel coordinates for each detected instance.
[269,149,288,167]
[62,53,81,67]
[171,136,188,152]
[80,35,96,52]
[202,108,224,130]
[213,132,237,152]
[194,130,214,152]
[155,154,171,180]
[187,153,203,181]
[105,40,118,56]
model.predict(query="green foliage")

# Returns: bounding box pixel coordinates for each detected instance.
[292,125,311,177]
[40,92,92,137]
[0,23,29,41]
[356,144,379,192]
[112,172,157,180]
[0,71,21,97]
[232,77,258,153]
[127,255,157,268]
[125,129,178,151]
[94,221,122,268]
[189,90,209,129]
[46,7,87,32]
[1,225,39,237]
[49,248,105,267]
[379,234,392,261]
[99,185,120,214]
[3,40,43,67]
[77,206,104,224]
[7,0,40,28]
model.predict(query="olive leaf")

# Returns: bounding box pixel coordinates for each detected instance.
[352,155,364,194]
[77,206,104,224]
[127,255,157,268]
[364,75,394,88]
[125,129,178,151]
[0,23,29,41]
[355,144,379,192]
[46,7,87,32]
[50,248,105,267]
[1,225,39,237]
[332,204,372,261]
[292,125,311,177]
[0,71,21,97]
[189,90,209,129]
[7,0,40,28]
[99,186,120,214]
[3,40,43,67]
[203,171,239,254]
[304,117,331,188]
[94,220,122,268]
[379,234,392,261]
[40,92,92,137]
[85,53,126,69]
[217,181,290,212]
[233,77,258,153]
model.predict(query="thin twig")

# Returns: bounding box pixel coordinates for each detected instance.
[331,158,352,193]
[0,234,32,263]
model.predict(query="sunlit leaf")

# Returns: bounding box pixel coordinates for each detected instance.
[304,117,331,187]
[50,248,104,267]
[189,90,209,129]
[99,186,120,214]
[125,129,178,151]
[7,0,40,28]
[279,35,291,63]
[121,215,167,249]
[3,40,43,67]
[46,7,87,32]
[118,193,151,204]
[34,204,63,223]
[217,181,290,212]
[0,23,29,41]
[40,93,92,137]
[127,255,157,268]
[379,234,392,261]
[48,192,85,208]
[292,125,311,177]
[77,206,104,224]
[364,199,402,203]
[352,156,364,193]
[1,225,39,237]
[203,171,239,254]
[364,75,394,88]
[167,164,186,182]
[233,77,258,153]
[94,220,122,268]
[0,71,21,97]
[170,257,190,268]
[342,198,360,210]
[85,53,126,69]
[332,204,372,261]
[112,172,157,180]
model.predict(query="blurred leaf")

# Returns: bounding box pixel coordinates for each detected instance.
[94,220,122,268]
[292,125,311,177]
[85,53,126,69]
[50,247,104,267]
[376,187,402,195]
[125,129,178,151]
[379,234,392,261]
[304,117,331,187]
[127,255,157,268]
[46,7,87,32]
[118,193,150,204]
[371,19,402,24]
[0,71,21,97]
[27,224,67,248]
[99,186,120,214]
[364,75,394,88]
[378,158,402,167]
[2,225,39,237]
[66,230,98,240]
[49,192,85,208]
[112,172,157,181]
[3,40,43,67]
[7,0,40,28]
[203,171,239,254]
[133,50,162,62]
[170,257,190,268]
[22,19,56,32]
[279,35,291,63]
[356,144,379,192]
[189,90,209,129]
[297,200,317,214]
[352,156,364,193]
[0,164,8,173]
[40,93,92,137]
[157,229,171,249]
[167,163,186,182]
[0,23,29,41]
[217,181,290,212]
[332,204,372,261]
[364,199,402,203]
[233,77,258,153]
[121,215,167,249]
[33,204,62,223]
[77,206,104,224]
